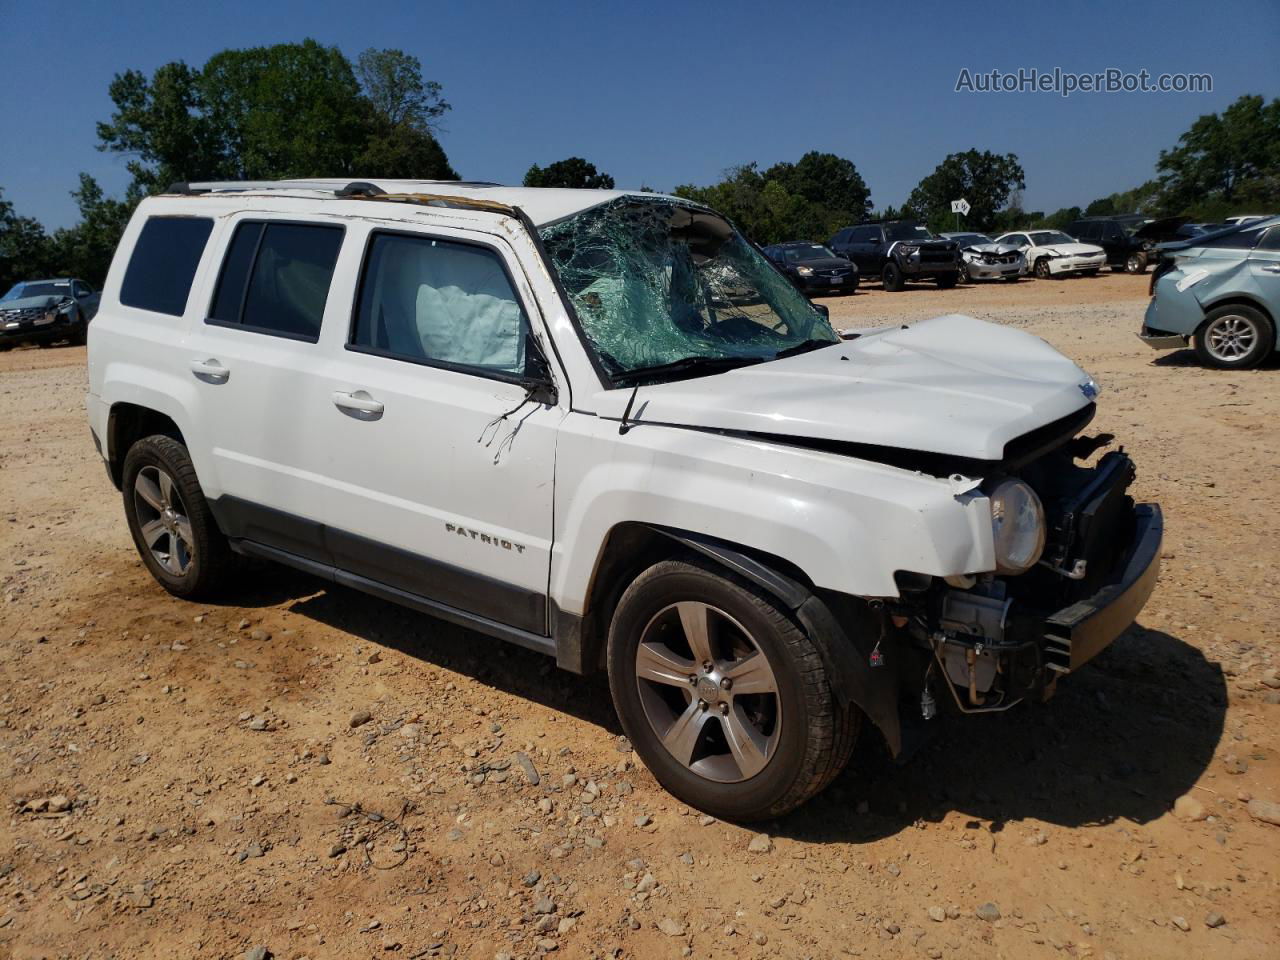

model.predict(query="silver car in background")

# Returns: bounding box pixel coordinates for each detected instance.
[940,232,1026,282]
[1140,216,1280,368]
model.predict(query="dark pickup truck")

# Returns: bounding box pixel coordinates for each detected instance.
[830,220,961,291]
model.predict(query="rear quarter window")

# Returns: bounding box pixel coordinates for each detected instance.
[119,216,215,316]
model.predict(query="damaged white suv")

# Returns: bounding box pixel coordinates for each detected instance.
[87,180,1163,820]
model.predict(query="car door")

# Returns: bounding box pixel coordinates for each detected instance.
[1248,226,1280,324]
[313,220,563,636]
[72,279,100,319]
[850,226,879,273]
[184,215,348,565]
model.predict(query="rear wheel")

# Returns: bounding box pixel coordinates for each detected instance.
[607,559,858,821]
[881,262,904,292]
[1193,305,1274,370]
[122,435,233,599]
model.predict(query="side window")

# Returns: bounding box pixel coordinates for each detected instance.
[1254,226,1280,252]
[1007,235,1028,248]
[73,281,91,298]
[119,216,214,316]
[209,221,343,341]
[1200,228,1263,250]
[351,232,530,378]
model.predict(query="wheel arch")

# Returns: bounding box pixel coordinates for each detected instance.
[106,403,186,489]
[555,521,902,757]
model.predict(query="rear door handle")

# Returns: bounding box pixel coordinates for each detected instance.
[333,390,384,420]
[190,358,230,383]
[1260,263,1280,273]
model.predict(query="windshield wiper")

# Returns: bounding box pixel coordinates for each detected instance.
[773,338,837,360]
[611,354,765,385]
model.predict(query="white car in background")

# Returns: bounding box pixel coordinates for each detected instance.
[995,230,1107,279]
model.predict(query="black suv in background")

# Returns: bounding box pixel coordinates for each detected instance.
[1067,215,1188,274]
[829,220,960,291]
[761,241,859,295]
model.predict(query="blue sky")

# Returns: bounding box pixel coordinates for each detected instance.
[2,0,1277,228]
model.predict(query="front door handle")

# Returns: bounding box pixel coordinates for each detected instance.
[190,358,230,383]
[333,390,384,420]
[1260,263,1280,274]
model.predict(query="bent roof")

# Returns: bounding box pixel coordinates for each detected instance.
[173,179,683,226]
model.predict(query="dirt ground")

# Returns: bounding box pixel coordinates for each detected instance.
[1,271,1278,960]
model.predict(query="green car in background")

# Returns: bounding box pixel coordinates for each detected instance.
[1140,215,1280,369]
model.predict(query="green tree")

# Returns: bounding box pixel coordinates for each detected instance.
[0,187,54,292]
[763,151,871,222]
[523,157,615,189]
[354,48,456,180]
[1158,94,1280,211]
[50,175,137,287]
[904,149,1026,233]
[96,41,457,191]
[674,153,872,245]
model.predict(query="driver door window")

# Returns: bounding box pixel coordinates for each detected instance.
[350,232,530,380]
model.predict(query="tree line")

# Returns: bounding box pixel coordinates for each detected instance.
[2,39,1277,294]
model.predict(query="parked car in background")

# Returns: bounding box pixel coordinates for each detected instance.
[1223,215,1273,226]
[762,241,859,295]
[995,230,1107,279]
[829,220,960,291]
[1140,216,1280,368]
[1068,215,1190,274]
[939,232,1026,282]
[0,277,99,349]
[86,178,1162,821]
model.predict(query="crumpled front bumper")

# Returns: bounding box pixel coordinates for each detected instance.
[1042,503,1163,675]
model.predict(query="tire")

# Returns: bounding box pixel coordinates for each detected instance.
[122,435,233,600]
[1033,257,1052,280]
[1125,251,1148,274]
[1193,305,1274,370]
[881,262,904,292]
[957,262,970,283]
[607,558,859,821]
[935,274,958,289]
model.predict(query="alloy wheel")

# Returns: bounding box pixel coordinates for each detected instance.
[634,601,782,783]
[1204,313,1259,362]
[133,465,194,576]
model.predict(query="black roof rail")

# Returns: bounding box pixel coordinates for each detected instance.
[335,181,385,198]
[165,182,212,195]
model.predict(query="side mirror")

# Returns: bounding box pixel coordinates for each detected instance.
[523,340,559,406]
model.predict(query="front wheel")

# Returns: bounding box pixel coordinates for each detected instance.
[607,559,858,821]
[1193,305,1274,370]
[1125,252,1148,274]
[1034,257,1052,279]
[881,262,905,292]
[122,435,233,600]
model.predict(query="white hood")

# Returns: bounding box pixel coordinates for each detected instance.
[593,314,1094,462]
[1040,242,1103,257]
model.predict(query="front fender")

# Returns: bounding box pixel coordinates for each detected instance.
[551,413,993,614]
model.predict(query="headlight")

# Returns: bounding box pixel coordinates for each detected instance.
[797,266,814,276]
[897,244,919,256]
[988,478,1045,574]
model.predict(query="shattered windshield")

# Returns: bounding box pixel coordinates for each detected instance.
[538,197,839,381]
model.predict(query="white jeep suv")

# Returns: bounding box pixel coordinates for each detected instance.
[87,180,1163,820]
